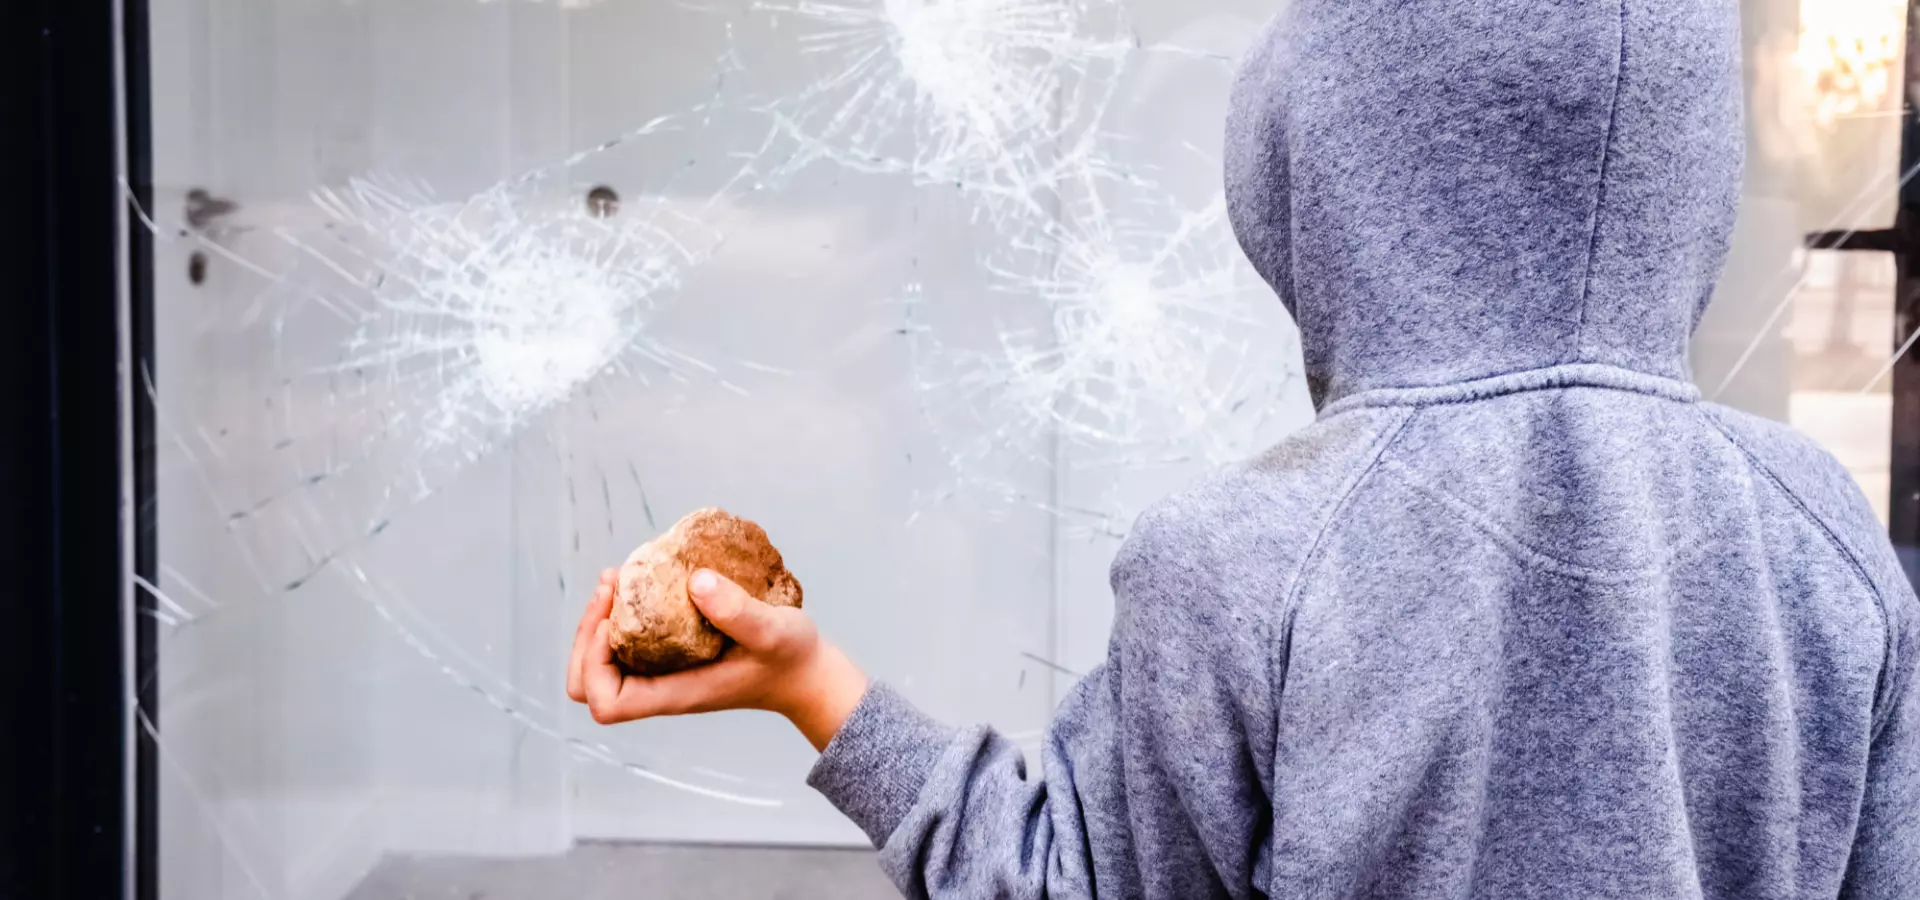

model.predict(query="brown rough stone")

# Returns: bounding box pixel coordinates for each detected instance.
[608,508,803,676]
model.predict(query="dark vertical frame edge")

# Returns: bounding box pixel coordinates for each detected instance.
[0,0,145,896]
[1892,0,1920,582]
[122,0,160,893]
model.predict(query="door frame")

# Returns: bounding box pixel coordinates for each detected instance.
[0,0,156,898]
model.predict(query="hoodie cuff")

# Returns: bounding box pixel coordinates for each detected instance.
[805,681,958,847]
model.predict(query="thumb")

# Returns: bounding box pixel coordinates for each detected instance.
[687,570,786,650]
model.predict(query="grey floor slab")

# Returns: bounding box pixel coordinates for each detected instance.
[345,842,899,900]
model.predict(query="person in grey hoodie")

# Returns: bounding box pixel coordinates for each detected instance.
[566,0,1920,896]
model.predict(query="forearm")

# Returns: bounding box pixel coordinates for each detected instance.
[805,677,1106,900]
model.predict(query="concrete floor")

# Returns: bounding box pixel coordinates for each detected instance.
[345,842,899,900]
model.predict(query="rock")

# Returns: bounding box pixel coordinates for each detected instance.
[608,508,803,676]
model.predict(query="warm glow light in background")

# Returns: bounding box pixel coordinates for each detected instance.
[1796,0,1908,126]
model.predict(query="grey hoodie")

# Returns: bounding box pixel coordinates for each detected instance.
[806,1,1920,897]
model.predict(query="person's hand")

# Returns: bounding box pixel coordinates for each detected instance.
[565,567,868,751]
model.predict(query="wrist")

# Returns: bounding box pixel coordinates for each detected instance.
[772,642,869,752]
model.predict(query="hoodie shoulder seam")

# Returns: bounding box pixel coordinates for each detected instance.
[1697,406,1904,737]
[1696,409,1888,606]
[1278,409,1417,615]
[1269,407,1415,814]
[1570,0,1629,362]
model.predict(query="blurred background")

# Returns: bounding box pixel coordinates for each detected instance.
[127,0,1916,896]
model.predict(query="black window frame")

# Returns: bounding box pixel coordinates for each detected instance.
[0,0,157,898]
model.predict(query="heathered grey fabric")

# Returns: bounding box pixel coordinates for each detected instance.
[806,1,1920,897]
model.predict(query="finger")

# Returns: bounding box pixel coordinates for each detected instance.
[582,618,752,723]
[568,581,613,702]
[626,655,768,717]
[583,619,634,723]
[686,570,789,650]
[567,580,616,703]
[591,653,768,723]
[599,567,617,588]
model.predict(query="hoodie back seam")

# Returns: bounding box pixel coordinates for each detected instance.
[1373,459,1671,584]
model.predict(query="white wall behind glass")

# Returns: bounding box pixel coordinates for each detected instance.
[148,0,1305,896]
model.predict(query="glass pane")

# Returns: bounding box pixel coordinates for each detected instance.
[142,0,1303,895]
[136,0,1911,896]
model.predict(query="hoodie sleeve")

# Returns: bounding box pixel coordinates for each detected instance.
[806,507,1279,900]
[1842,588,1920,899]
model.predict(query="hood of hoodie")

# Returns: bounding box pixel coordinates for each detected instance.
[1224,0,1744,407]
